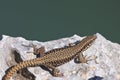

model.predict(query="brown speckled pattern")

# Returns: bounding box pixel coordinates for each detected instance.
[4,35,97,80]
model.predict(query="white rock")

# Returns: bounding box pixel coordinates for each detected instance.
[0,33,120,80]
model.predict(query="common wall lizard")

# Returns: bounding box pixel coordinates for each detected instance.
[4,35,97,80]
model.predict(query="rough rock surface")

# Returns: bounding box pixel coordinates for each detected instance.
[0,33,120,80]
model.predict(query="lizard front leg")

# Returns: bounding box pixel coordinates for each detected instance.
[76,52,97,63]
[76,52,88,63]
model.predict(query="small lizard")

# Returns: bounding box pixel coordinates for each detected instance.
[4,35,97,80]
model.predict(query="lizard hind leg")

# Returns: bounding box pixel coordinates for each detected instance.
[44,64,63,77]
[32,44,46,57]
[68,43,76,47]
[52,68,63,77]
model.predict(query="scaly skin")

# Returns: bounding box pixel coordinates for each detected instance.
[4,35,97,80]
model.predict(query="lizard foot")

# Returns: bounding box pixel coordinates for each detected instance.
[76,55,97,64]
[86,55,98,64]
[52,69,63,77]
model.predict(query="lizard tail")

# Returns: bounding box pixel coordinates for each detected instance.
[4,59,40,80]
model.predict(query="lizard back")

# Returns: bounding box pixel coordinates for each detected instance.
[4,35,97,80]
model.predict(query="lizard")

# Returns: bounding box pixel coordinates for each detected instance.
[4,35,97,80]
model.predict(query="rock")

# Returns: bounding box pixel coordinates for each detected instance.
[0,33,120,80]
